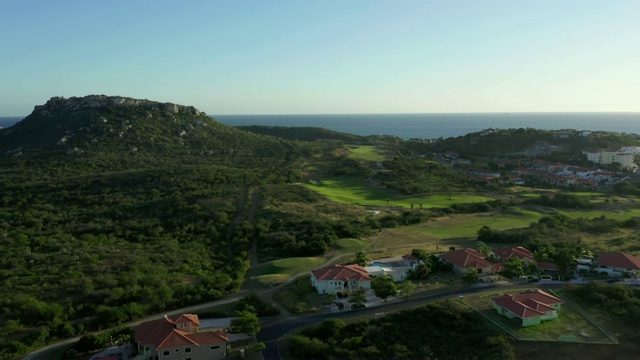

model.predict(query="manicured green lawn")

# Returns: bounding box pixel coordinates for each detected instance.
[347,145,389,161]
[464,289,614,343]
[404,208,543,239]
[560,207,640,221]
[303,177,494,208]
[335,238,369,251]
[248,257,326,286]
[569,191,605,197]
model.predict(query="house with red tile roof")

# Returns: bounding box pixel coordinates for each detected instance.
[135,314,228,360]
[595,252,640,276]
[491,246,535,265]
[311,264,372,294]
[439,248,495,274]
[492,289,563,327]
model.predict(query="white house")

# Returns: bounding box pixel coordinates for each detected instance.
[310,264,372,294]
[594,252,640,276]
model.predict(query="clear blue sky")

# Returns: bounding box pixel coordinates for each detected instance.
[1,0,639,116]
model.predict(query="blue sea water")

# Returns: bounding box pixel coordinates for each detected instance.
[2,113,639,139]
[214,113,640,139]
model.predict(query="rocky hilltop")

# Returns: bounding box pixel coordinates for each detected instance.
[32,95,206,117]
[0,95,286,168]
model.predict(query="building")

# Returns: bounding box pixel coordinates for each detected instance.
[310,264,372,294]
[491,246,535,265]
[135,314,228,360]
[595,252,640,276]
[491,289,563,327]
[439,248,498,274]
[364,254,420,282]
[583,150,635,169]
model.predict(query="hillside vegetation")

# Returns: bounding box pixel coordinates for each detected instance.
[3,96,640,360]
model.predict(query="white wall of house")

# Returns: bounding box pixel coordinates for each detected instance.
[311,276,370,294]
[158,344,225,360]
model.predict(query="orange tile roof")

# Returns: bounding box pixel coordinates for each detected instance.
[135,314,228,351]
[492,290,563,319]
[597,252,640,271]
[440,248,493,270]
[311,264,372,282]
[174,314,200,326]
[493,247,534,262]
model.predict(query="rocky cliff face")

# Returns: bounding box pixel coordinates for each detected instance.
[32,95,206,117]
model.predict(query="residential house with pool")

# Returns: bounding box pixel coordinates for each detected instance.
[364,254,420,281]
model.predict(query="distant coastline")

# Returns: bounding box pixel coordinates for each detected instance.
[214,113,640,139]
[3,113,639,139]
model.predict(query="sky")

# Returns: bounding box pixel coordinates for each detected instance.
[1,0,639,116]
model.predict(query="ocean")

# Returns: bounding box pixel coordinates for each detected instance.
[2,113,639,139]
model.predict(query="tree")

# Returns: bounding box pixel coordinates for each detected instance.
[474,241,491,257]
[398,281,416,299]
[500,258,524,280]
[408,262,430,280]
[349,288,367,308]
[462,268,478,286]
[411,248,430,262]
[371,276,397,303]
[230,306,261,337]
[355,251,369,267]
[552,248,578,281]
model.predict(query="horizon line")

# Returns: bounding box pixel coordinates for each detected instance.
[2,110,640,118]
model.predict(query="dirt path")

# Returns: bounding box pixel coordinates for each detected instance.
[224,189,249,263]
[248,189,262,267]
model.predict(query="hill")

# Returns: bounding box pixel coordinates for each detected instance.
[0,95,295,171]
[0,95,311,359]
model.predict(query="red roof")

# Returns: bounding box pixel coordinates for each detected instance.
[135,314,227,350]
[402,254,418,261]
[311,264,372,282]
[597,252,640,271]
[492,290,563,319]
[440,248,494,270]
[536,262,558,271]
[493,247,534,262]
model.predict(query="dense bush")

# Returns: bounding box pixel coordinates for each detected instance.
[290,302,514,359]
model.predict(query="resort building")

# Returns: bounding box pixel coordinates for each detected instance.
[583,150,635,169]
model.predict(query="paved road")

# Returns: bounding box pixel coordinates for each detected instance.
[257,283,564,360]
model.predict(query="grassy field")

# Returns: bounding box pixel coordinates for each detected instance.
[347,145,390,161]
[366,208,543,255]
[559,207,640,221]
[463,289,615,344]
[304,177,495,208]
[245,257,326,288]
[244,238,370,290]
[335,238,369,251]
